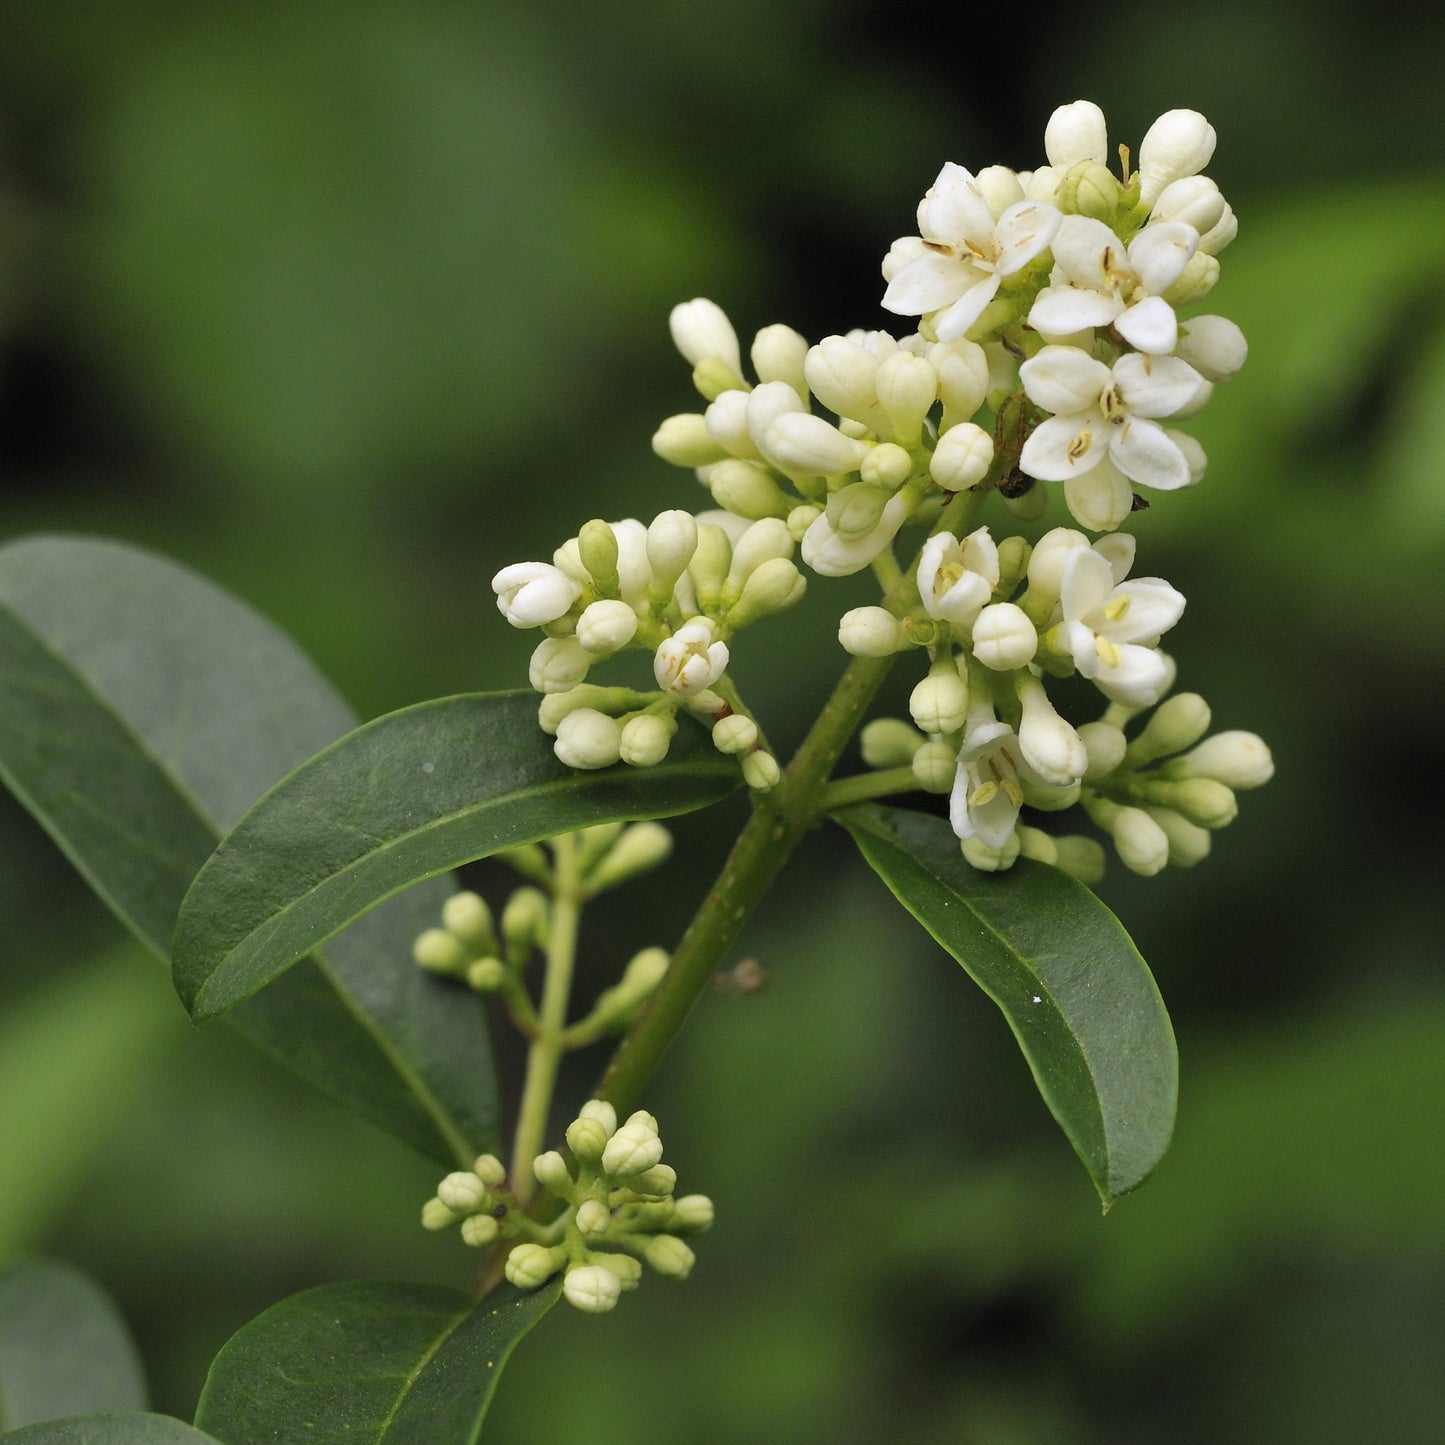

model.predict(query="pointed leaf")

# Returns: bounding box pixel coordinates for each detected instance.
[837,804,1176,1202]
[172,692,740,1021]
[0,1416,222,1443]
[193,1279,560,1443]
[0,1261,146,1431]
[0,535,496,1164]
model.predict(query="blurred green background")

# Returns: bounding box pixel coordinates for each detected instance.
[2,2,1444,1441]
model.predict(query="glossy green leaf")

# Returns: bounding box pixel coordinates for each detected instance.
[172,692,740,1021]
[194,1279,560,1443]
[0,1415,222,1443]
[0,535,496,1165]
[838,804,1176,1203]
[0,1260,146,1431]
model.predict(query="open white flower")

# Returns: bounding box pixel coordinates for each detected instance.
[917,527,999,626]
[882,163,1061,342]
[492,562,582,629]
[1028,216,1199,354]
[1019,346,1206,492]
[949,703,1037,849]
[1054,543,1185,706]
[654,619,729,697]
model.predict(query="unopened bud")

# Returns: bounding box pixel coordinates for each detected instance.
[642,1235,696,1280]
[529,636,592,694]
[1078,721,1128,781]
[876,351,937,442]
[1108,803,1170,876]
[931,340,990,428]
[1125,692,1212,767]
[437,1171,488,1213]
[465,957,506,992]
[1061,160,1121,220]
[930,422,994,491]
[971,603,1038,671]
[602,1121,665,1179]
[1177,316,1247,383]
[1052,834,1106,885]
[670,1194,716,1233]
[441,892,494,953]
[459,1214,500,1247]
[731,556,806,626]
[592,1253,643,1290]
[763,413,870,476]
[502,886,549,955]
[653,413,729,468]
[563,1263,624,1313]
[742,750,782,791]
[579,1099,618,1134]
[421,1197,458,1231]
[566,1117,612,1164]
[1145,805,1212,867]
[619,713,677,769]
[625,1163,678,1199]
[554,708,623,769]
[839,606,906,657]
[578,519,620,589]
[576,599,639,656]
[575,1198,612,1238]
[646,510,700,595]
[1161,251,1220,308]
[537,685,629,735]
[1044,99,1108,167]
[533,1151,573,1197]
[473,1154,507,1187]
[751,323,810,395]
[912,739,958,791]
[1137,109,1217,206]
[670,298,742,375]
[705,459,792,519]
[1017,675,1086,786]
[805,335,881,425]
[506,1243,565,1291]
[909,666,969,736]
[413,927,467,974]
[1150,777,1238,829]
[962,831,1021,872]
[860,442,913,491]
[1016,825,1059,866]
[1174,730,1274,789]
[860,717,925,768]
[590,822,674,889]
[688,524,733,603]
[1150,175,1226,234]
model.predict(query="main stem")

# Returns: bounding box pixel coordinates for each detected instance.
[510,832,581,1202]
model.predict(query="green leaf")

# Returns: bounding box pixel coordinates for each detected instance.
[0,1260,146,1431]
[193,1279,560,1444]
[837,804,1176,1204]
[0,1415,222,1443]
[172,692,740,1021]
[0,535,497,1165]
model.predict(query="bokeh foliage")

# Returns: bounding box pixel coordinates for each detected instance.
[1,1,1443,1439]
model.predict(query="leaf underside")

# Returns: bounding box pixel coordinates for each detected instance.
[838,803,1177,1203]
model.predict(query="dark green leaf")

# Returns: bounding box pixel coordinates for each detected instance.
[172,692,740,1021]
[837,804,1176,1203]
[193,1279,560,1444]
[0,1415,221,1443]
[0,1260,146,1431]
[0,535,497,1164]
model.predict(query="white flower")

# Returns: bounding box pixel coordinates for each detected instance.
[492,562,582,628]
[654,619,729,697]
[1028,216,1199,354]
[917,527,999,626]
[1044,100,1109,168]
[1054,541,1186,706]
[562,1263,623,1314]
[1175,315,1248,382]
[882,163,1062,342]
[575,599,638,656]
[1019,346,1206,492]
[949,704,1037,849]
[1136,110,1217,208]
[669,298,742,376]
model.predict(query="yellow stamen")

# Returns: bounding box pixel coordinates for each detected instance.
[1066,429,1094,463]
[1105,596,1131,622]
[1095,635,1121,669]
[1002,778,1023,807]
[970,781,999,807]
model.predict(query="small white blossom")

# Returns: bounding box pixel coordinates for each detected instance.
[575,600,639,656]
[1137,109,1217,208]
[917,527,999,626]
[1015,674,1087,786]
[882,163,1062,342]
[669,298,742,376]
[949,704,1036,850]
[654,619,729,697]
[492,562,582,629]
[1175,315,1248,383]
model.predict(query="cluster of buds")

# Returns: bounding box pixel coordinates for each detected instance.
[488,99,1270,873]
[422,1102,713,1315]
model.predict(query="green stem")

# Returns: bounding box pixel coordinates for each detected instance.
[817,765,920,811]
[510,833,582,1203]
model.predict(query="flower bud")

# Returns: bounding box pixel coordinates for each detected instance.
[909,665,969,737]
[1021,777,1081,811]
[1177,316,1247,383]
[652,413,729,468]
[712,714,758,754]
[602,1121,665,1179]
[1017,675,1086,786]
[532,1150,573,1197]
[575,1198,612,1239]
[912,739,958,791]
[839,606,906,657]
[930,422,994,491]
[493,561,583,630]
[826,483,890,541]
[459,1214,500,1248]
[730,556,806,626]
[1198,204,1237,255]
[1061,161,1121,221]
[670,1194,716,1233]
[529,636,592,694]
[751,323,810,396]
[554,708,623,769]
[742,750,782,791]
[592,1253,643,1290]
[763,413,871,476]
[577,519,621,591]
[1045,99,1108,167]
[474,1153,507,1187]
[876,351,937,442]
[502,886,549,956]
[537,684,629,735]
[441,891,494,953]
[1108,804,1170,876]
[618,945,670,997]
[1016,825,1059,866]
[1161,251,1220,308]
[931,340,990,429]
[860,717,925,768]
[619,713,676,769]
[861,442,913,491]
[506,1243,566,1292]
[687,524,733,604]
[465,957,506,992]
[646,509,700,596]
[805,335,881,425]
[421,1197,458,1231]
[625,1163,678,1198]
[670,298,742,376]
[786,503,822,542]
[1151,777,1238,829]
[1174,730,1274,789]
[1137,109,1216,206]
[590,822,674,890]
[1125,692,1212,767]
[1025,527,1089,605]
[704,390,760,459]
[975,165,1025,218]
[575,600,639,657]
[704,459,792,520]
[563,1263,624,1314]
[1052,834,1106,885]
[1145,805,1212,867]
[566,1118,611,1165]
[1150,175,1226,234]
[962,831,1021,872]
[643,1235,696,1280]
[1077,721,1128,781]
[437,1171,489,1213]
[745,380,807,455]
[971,603,1038,671]
[413,927,468,974]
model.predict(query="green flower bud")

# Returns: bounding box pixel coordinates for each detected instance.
[742,750,782,792]
[727,518,794,590]
[465,957,506,992]
[578,519,620,590]
[1148,777,1238,830]
[860,718,925,769]
[1107,803,1169,876]
[912,739,957,793]
[1145,805,1212,867]
[532,1150,573,1198]
[642,1234,696,1280]
[785,503,823,542]
[729,556,806,627]
[563,1263,624,1314]
[1173,730,1274,789]
[961,832,1021,872]
[502,887,549,957]
[579,1099,618,1134]
[412,927,468,974]
[909,665,969,737]
[691,356,745,401]
[1016,826,1059,866]
[1124,692,1211,768]
[619,713,677,768]
[505,1243,565,1291]
[441,891,495,953]
[589,822,674,891]
[825,482,889,541]
[704,460,792,520]
[1020,777,1082,811]
[421,1197,459,1231]
[1078,721,1128,781]
[566,1116,612,1164]
[575,1198,612,1238]
[437,1171,489,1212]
[591,1252,643,1291]
[460,1214,500,1248]
[473,1154,507,1187]
[839,606,906,658]
[1060,160,1121,219]
[619,946,670,997]
[1052,834,1106,886]
[712,714,758,754]
[1161,251,1220,308]
[623,1163,677,1199]
[537,685,633,736]
[652,414,729,468]
[688,523,733,606]
[670,1194,716,1233]
[995,534,1031,599]
[1002,481,1047,521]
[861,442,913,491]
[602,1121,664,1179]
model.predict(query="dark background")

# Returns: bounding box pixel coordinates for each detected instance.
[2,3,1444,1441]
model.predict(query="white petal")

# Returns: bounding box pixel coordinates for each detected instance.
[1093,642,1171,707]
[1019,412,1108,482]
[932,273,1000,342]
[920,163,996,247]
[1028,285,1122,337]
[1109,417,1193,490]
[881,235,928,283]
[959,525,1000,585]
[1105,578,1186,642]
[1050,215,1120,291]
[1092,532,1136,586]
[1063,461,1133,532]
[1127,221,1199,295]
[1057,618,1098,675]
[1114,296,1179,355]
[882,252,972,317]
[1059,546,1114,623]
[993,201,1062,275]
[1113,352,1205,418]
[935,571,993,626]
[1044,101,1108,168]
[745,380,806,453]
[1176,315,1247,382]
[1167,429,1208,483]
[1019,346,1112,415]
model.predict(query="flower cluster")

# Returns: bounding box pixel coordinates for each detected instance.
[489,99,1269,871]
[422,1102,713,1315]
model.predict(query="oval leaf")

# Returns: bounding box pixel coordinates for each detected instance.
[838,803,1176,1203]
[0,1415,222,1443]
[194,1279,560,1443]
[172,692,739,1021]
[0,1260,146,1431]
[0,535,497,1164]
